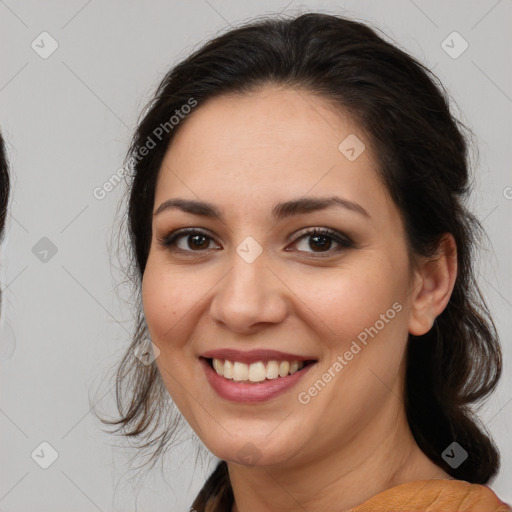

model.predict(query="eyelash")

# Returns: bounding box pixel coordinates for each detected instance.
[157,227,354,258]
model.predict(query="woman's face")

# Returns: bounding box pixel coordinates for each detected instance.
[142,85,418,468]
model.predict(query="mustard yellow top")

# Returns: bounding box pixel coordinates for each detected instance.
[190,461,511,512]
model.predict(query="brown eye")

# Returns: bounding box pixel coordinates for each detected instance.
[290,228,354,257]
[159,229,220,253]
[158,227,354,258]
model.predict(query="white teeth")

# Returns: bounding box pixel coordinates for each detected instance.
[211,358,306,382]
[223,360,233,379]
[289,361,300,374]
[278,361,290,377]
[233,361,249,381]
[248,362,266,382]
[212,358,223,374]
[266,360,279,379]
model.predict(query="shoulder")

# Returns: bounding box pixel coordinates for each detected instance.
[350,478,511,512]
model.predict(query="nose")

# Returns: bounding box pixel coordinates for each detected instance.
[209,247,289,334]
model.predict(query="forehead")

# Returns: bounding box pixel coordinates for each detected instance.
[154,85,389,222]
[164,85,371,167]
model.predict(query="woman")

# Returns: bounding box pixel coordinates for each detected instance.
[103,12,511,511]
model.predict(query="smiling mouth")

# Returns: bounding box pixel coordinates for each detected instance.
[203,357,316,383]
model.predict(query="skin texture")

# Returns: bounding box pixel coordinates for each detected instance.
[141,85,458,512]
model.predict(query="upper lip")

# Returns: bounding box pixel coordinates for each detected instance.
[201,348,316,364]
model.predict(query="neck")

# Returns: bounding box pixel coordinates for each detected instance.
[228,402,450,512]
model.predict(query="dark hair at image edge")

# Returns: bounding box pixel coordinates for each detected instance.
[96,12,503,484]
[0,131,11,310]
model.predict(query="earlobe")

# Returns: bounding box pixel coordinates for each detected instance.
[408,233,458,336]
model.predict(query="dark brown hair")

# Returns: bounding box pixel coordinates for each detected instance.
[99,12,503,484]
[0,130,11,312]
[0,131,9,241]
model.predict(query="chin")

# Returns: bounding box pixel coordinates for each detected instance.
[200,431,303,468]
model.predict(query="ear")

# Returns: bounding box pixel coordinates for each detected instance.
[408,233,458,336]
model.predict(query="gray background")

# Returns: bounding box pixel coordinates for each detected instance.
[1,1,511,510]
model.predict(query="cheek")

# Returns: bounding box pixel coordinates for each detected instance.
[141,261,203,411]
[293,256,406,348]
[141,269,173,335]
[141,260,199,349]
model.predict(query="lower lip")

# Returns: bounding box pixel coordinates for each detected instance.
[200,358,315,403]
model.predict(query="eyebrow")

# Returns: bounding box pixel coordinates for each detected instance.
[154,195,370,221]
